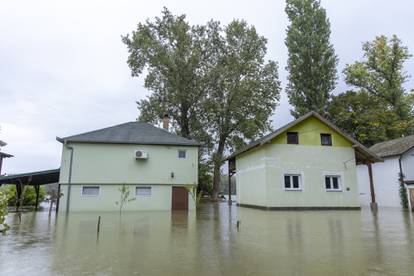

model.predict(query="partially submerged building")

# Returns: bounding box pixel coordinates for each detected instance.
[357,135,414,210]
[226,112,381,210]
[56,119,201,212]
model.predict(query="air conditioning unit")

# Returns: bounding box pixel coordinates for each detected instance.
[134,150,148,159]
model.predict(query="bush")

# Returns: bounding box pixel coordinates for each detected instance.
[0,187,12,233]
[4,185,46,207]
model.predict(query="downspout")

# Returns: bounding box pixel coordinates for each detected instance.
[65,143,74,214]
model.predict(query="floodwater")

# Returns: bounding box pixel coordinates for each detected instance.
[1,203,413,276]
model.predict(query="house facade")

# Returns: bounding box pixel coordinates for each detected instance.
[226,112,381,210]
[357,135,414,210]
[57,121,200,212]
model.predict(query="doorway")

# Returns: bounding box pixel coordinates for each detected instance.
[171,187,188,211]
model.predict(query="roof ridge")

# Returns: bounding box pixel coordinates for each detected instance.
[59,121,136,141]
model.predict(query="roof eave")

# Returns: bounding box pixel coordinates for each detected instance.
[56,138,202,147]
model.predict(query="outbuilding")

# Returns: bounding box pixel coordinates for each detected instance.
[357,135,414,210]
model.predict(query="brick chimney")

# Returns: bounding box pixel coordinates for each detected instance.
[162,114,170,131]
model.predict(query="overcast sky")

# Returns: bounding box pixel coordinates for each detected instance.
[1,0,413,174]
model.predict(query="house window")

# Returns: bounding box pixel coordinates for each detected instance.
[321,133,332,146]
[287,132,299,144]
[325,176,342,191]
[82,186,100,196]
[178,150,186,159]
[136,187,152,197]
[284,174,302,190]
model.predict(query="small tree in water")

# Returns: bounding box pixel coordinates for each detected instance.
[116,184,136,214]
[0,187,11,234]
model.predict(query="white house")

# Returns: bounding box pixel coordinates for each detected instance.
[56,117,201,212]
[357,135,414,210]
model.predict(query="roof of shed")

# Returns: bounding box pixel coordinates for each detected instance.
[0,168,60,185]
[57,121,201,146]
[225,111,382,164]
[0,152,13,158]
[369,135,414,158]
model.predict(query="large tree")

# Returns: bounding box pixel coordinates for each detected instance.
[327,91,391,147]
[204,20,281,199]
[123,8,215,194]
[122,8,211,143]
[343,35,414,139]
[285,0,338,118]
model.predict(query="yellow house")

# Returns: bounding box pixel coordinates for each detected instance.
[226,112,381,210]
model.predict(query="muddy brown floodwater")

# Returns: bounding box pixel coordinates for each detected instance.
[0,202,413,275]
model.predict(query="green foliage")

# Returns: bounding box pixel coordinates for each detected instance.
[202,20,281,198]
[328,91,392,147]
[343,35,414,140]
[185,185,202,206]
[5,185,46,207]
[122,7,211,145]
[0,187,12,233]
[285,0,338,118]
[198,156,213,195]
[398,172,409,209]
[399,184,408,209]
[115,184,136,213]
[124,9,281,198]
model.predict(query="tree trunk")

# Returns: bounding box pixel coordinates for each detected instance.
[212,139,226,200]
[180,106,190,138]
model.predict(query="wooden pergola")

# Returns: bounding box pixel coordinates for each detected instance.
[0,169,60,211]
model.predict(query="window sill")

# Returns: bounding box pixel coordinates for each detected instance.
[284,189,303,191]
[325,190,343,192]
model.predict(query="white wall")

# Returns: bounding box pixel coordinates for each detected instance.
[357,157,401,208]
[401,148,414,181]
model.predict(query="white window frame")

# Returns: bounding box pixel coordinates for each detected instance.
[81,186,100,197]
[284,174,303,191]
[136,186,152,197]
[324,175,342,192]
[178,150,186,159]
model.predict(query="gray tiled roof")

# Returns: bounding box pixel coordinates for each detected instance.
[370,135,414,158]
[57,122,201,146]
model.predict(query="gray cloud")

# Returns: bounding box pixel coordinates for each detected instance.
[1,0,413,173]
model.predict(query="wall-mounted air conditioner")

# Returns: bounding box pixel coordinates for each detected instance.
[135,150,148,159]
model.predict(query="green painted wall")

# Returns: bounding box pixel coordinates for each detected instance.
[236,116,359,208]
[59,143,198,185]
[272,117,352,147]
[58,142,198,212]
[236,147,267,206]
[59,184,195,211]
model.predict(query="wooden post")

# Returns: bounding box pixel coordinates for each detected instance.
[97,216,101,233]
[56,184,61,213]
[34,185,40,211]
[0,157,3,176]
[367,163,378,213]
[228,158,235,205]
[228,170,232,205]
[16,182,23,212]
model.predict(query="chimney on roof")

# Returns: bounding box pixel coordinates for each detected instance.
[162,114,170,131]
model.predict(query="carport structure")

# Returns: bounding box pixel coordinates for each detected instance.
[0,169,60,211]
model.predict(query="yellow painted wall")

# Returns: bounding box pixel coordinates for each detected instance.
[272,117,352,147]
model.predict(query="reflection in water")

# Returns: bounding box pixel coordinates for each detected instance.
[0,204,413,276]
